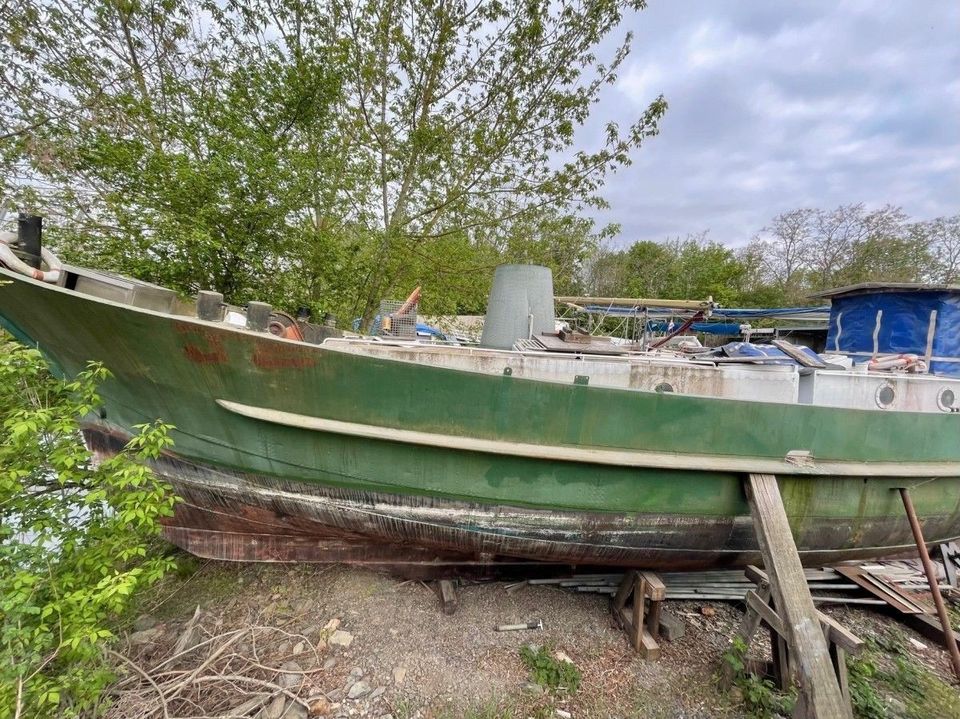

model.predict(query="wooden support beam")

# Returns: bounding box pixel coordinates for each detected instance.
[437,579,458,615]
[817,613,864,656]
[746,473,851,719]
[639,628,661,660]
[939,543,958,589]
[831,644,850,706]
[748,566,864,655]
[746,589,785,637]
[640,572,667,601]
[632,574,647,650]
[611,571,662,660]
[899,487,960,681]
[720,584,771,691]
[613,570,637,613]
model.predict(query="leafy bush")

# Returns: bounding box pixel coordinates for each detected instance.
[0,338,178,717]
[721,636,795,719]
[519,644,582,693]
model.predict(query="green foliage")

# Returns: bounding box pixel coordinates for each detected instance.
[721,637,795,719]
[845,629,960,719]
[846,651,887,719]
[584,205,960,311]
[519,645,582,693]
[586,233,752,305]
[3,0,662,329]
[0,336,178,717]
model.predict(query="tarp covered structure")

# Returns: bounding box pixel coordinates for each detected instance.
[816,283,960,377]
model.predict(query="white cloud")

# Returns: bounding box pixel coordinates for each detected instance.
[586,1,960,246]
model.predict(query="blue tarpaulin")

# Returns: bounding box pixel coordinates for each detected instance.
[645,321,744,336]
[582,305,829,319]
[824,288,960,377]
[721,341,823,365]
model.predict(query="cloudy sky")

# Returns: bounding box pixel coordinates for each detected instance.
[585,1,960,248]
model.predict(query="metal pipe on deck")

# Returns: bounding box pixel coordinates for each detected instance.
[554,295,715,311]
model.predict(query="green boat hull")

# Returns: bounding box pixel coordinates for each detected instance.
[3,267,960,568]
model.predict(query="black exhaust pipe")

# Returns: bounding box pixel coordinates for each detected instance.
[16,213,42,269]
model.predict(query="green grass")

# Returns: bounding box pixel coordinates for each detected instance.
[847,629,960,719]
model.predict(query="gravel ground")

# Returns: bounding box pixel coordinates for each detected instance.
[118,561,960,719]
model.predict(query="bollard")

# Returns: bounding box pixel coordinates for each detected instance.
[246,301,272,332]
[197,291,224,321]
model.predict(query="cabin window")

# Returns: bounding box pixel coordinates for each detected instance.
[938,388,956,412]
[875,384,895,409]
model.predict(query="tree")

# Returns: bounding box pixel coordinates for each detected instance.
[328,0,666,324]
[583,233,748,305]
[2,0,350,307]
[0,335,178,717]
[3,0,666,327]
[807,204,868,289]
[841,207,928,285]
[753,209,815,302]
[746,204,937,300]
[926,215,960,284]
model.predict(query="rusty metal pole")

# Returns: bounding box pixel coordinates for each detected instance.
[899,487,960,681]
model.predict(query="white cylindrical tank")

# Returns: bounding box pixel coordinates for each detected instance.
[480,264,555,350]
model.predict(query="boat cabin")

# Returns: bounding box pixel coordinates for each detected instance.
[814,283,960,378]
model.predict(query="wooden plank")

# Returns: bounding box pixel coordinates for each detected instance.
[663,593,883,604]
[639,628,661,660]
[772,339,828,368]
[719,584,771,690]
[771,593,794,691]
[817,613,864,655]
[646,599,663,641]
[632,575,647,651]
[746,567,865,653]
[771,626,791,692]
[640,571,667,601]
[437,579,458,615]
[835,566,928,613]
[613,570,637,612]
[616,609,640,651]
[745,564,770,586]
[746,473,851,719]
[746,588,792,691]
[831,645,850,706]
[746,589,785,637]
[940,543,958,588]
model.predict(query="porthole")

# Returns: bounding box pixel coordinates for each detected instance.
[654,382,674,394]
[938,388,957,412]
[875,384,895,409]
